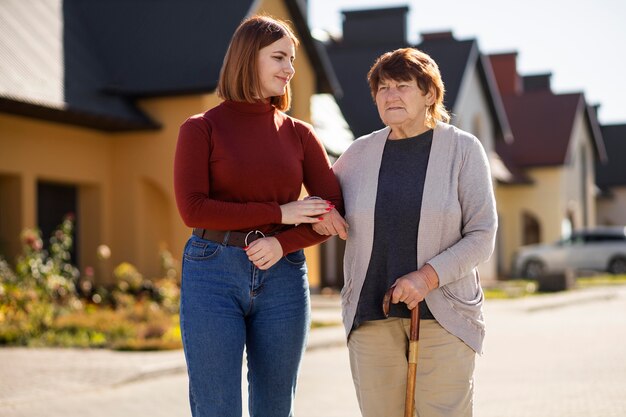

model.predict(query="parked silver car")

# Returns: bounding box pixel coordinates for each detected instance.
[513,227,626,278]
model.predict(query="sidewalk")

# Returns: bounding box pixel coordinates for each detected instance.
[0,286,620,408]
[0,293,346,407]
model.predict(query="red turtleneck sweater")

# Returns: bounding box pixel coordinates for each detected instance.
[174,100,343,254]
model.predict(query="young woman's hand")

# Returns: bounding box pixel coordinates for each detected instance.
[311,208,349,240]
[280,199,333,224]
[245,237,283,270]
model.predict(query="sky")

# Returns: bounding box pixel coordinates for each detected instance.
[307,0,626,125]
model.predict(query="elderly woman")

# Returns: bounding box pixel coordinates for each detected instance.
[315,48,497,417]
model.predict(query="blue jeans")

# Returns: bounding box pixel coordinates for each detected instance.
[180,234,310,417]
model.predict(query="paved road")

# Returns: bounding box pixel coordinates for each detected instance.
[1,287,625,417]
[474,286,626,417]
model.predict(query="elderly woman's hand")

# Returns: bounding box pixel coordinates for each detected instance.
[311,208,349,240]
[390,264,439,310]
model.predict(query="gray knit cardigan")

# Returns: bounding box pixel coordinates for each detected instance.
[333,122,497,354]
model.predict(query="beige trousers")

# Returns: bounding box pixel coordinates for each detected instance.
[348,318,475,417]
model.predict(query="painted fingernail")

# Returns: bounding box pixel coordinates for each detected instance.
[325,208,332,211]
[243,246,249,250]
[318,217,324,220]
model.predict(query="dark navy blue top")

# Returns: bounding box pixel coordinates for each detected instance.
[353,129,435,330]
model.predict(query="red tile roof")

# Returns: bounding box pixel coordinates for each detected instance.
[489,52,606,169]
[499,91,583,167]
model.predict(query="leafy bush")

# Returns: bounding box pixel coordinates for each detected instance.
[0,215,181,350]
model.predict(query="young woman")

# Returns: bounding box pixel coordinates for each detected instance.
[173,16,343,417]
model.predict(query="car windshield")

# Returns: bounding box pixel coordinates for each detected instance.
[556,231,626,246]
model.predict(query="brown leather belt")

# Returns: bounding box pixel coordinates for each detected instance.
[192,228,271,248]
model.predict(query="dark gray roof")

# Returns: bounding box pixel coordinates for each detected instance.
[341,7,409,47]
[418,35,474,117]
[71,0,251,97]
[325,7,409,137]
[326,42,405,137]
[324,7,511,141]
[596,124,626,187]
[0,0,339,131]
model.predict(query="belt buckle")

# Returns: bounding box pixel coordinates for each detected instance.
[244,230,266,246]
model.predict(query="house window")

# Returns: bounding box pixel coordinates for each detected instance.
[37,181,78,265]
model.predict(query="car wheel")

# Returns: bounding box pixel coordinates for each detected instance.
[608,257,626,275]
[523,260,545,279]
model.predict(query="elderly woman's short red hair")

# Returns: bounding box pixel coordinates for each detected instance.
[368,48,450,127]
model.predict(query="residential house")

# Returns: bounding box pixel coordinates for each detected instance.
[596,123,626,226]
[324,6,512,283]
[489,52,607,275]
[0,0,341,286]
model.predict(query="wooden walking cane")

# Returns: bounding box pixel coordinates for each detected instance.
[383,286,420,417]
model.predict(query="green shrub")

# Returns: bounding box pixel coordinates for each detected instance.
[0,216,182,350]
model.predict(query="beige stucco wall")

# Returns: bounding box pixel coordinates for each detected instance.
[112,94,217,280]
[0,113,112,279]
[496,168,566,275]
[597,187,626,226]
[0,96,217,282]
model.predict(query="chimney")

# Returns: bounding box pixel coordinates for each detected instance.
[522,73,552,92]
[342,6,408,45]
[489,52,522,95]
[590,103,601,117]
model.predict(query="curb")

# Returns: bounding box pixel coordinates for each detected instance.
[486,285,625,313]
[114,360,188,387]
[119,288,625,384]
[113,322,347,388]
[526,292,619,313]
